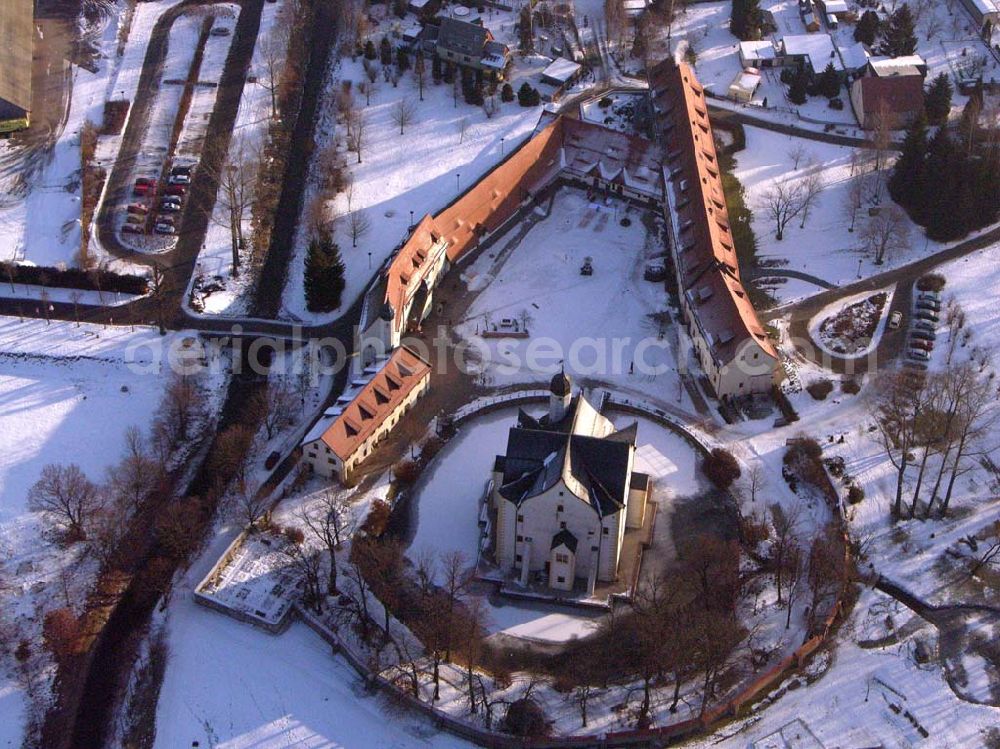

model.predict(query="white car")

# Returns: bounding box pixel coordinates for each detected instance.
[168,173,191,185]
[154,223,176,235]
[908,348,930,361]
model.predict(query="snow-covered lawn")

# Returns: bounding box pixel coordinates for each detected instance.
[279,42,543,324]
[454,189,698,413]
[733,126,943,303]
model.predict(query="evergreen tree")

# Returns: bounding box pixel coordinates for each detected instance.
[501,82,514,102]
[854,10,879,46]
[517,82,540,107]
[879,4,917,57]
[888,116,928,213]
[304,235,346,312]
[396,47,411,73]
[393,0,407,18]
[788,68,808,105]
[730,0,763,40]
[923,73,953,126]
[817,63,841,99]
[364,39,377,60]
[432,54,442,82]
[519,6,534,52]
[380,36,393,66]
[922,128,963,240]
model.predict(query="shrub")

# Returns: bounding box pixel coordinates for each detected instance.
[847,484,865,504]
[393,459,420,485]
[806,379,834,400]
[841,378,861,394]
[917,273,946,292]
[360,499,391,537]
[703,448,741,489]
[784,437,822,465]
[284,527,305,544]
[501,698,547,737]
[517,82,540,107]
[500,82,514,102]
[0,263,148,295]
[598,96,613,108]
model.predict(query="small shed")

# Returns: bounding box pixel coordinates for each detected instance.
[541,57,582,87]
[739,40,778,68]
[728,68,762,103]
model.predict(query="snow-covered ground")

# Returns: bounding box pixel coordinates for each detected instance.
[454,189,699,414]
[0,316,227,748]
[278,13,544,325]
[733,126,944,304]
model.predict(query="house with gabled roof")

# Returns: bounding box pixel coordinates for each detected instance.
[301,347,431,483]
[488,373,650,592]
[432,17,510,79]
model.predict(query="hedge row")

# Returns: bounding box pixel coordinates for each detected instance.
[1,264,148,296]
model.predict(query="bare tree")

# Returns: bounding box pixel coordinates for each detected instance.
[759,180,805,240]
[250,379,297,440]
[229,482,270,529]
[206,137,259,277]
[348,209,372,248]
[797,170,825,228]
[458,116,470,144]
[281,529,324,614]
[391,97,417,136]
[859,205,910,264]
[770,502,802,604]
[69,291,82,326]
[259,25,290,120]
[788,142,809,170]
[875,371,928,519]
[105,425,158,513]
[844,172,864,232]
[968,520,1000,577]
[747,463,764,503]
[346,107,368,163]
[298,490,355,595]
[157,374,206,447]
[28,464,102,540]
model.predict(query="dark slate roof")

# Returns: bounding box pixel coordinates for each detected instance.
[495,427,633,517]
[551,529,578,553]
[437,17,488,57]
[550,370,572,397]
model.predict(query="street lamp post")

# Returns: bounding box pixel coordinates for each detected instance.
[410,209,414,227]
[368,251,372,269]
[500,137,505,156]
[857,258,863,279]
[456,173,460,192]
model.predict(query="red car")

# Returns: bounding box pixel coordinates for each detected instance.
[911,339,934,352]
[126,203,148,214]
[164,184,187,196]
[122,224,144,235]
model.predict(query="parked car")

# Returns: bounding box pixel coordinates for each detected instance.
[911,329,936,342]
[918,292,940,302]
[915,310,939,323]
[135,177,157,187]
[161,195,182,206]
[915,299,941,311]
[168,173,190,185]
[165,184,187,196]
[159,201,181,212]
[122,224,144,234]
[154,214,175,226]
[264,451,281,470]
[126,203,148,215]
[888,310,903,329]
[154,223,176,235]
[171,164,193,176]
[125,213,144,225]
[910,339,934,352]
[132,184,151,197]
[913,321,936,334]
[908,348,930,361]
[210,26,230,36]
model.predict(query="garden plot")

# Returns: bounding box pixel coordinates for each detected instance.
[810,288,892,357]
[280,4,542,325]
[580,91,647,133]
[185,0,286,317]
[455,189,696,412]
[0,316,227,749]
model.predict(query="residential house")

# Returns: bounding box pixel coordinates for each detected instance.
[729,69,762,103]
[433,17,510,79]
[738,40,779,69]
[0,0,33,133]
[301,347,431,483]
[957,0,1000,39]
[488,374,649,592]
[650,60,780,398]
[850,73,924,130]
[781,33,846,79]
